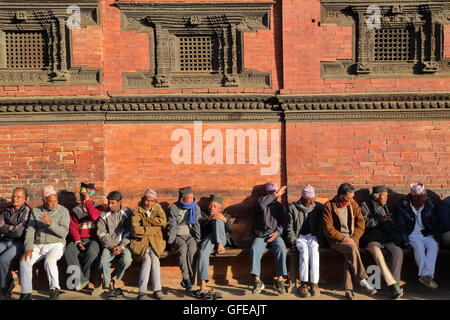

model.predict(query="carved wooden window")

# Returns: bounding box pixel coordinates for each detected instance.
[373,28,412,62]
[117,2,273,89]
[5,31,49,69]
[320,2,450,78]
[0,1,100,85]
[177,35,220,72]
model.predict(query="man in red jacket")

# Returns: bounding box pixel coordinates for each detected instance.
[64,182,103,291]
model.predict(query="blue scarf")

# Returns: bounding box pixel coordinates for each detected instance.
[176,199,197,225]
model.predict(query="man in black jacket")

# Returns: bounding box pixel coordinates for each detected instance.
[395,183,440,289]
[286,184,324,298]
[437,196,450,248]
[361,185,403,299]
[250,182,287,296]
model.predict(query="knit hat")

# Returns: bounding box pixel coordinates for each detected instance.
[42,185,57,198]
[265,182,279,192]
[143,188,157,199]
[301,184,316,199]
[410,183,426,195]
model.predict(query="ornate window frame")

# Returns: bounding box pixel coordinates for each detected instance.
[320,0,450,78]
[116,2,273,89]
[0,0,100,85]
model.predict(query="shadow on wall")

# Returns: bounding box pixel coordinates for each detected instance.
[0,197,7,213]
[354,187,442,210]
[223,184,267,249]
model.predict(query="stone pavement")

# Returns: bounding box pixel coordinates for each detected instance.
[7,280,450,300]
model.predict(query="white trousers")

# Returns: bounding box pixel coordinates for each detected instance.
[408,233,439,278]
[20,243,65,294]
[295,234,320,284]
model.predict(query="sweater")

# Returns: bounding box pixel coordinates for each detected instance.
[69,200,103,242]
[24,204,70,252]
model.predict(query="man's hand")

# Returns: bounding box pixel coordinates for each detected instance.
[41,213,51,225]
[275,186,287,199]
[112,246,123,256]
[21,250,33,262]
[76,241,86,251]
[215,212,227,223]
[7,225,14,231]
[208,213,217,221]
[0,221,4,226]
[267,232,278,243]
[379,214,392,222]
[342,237,355,244]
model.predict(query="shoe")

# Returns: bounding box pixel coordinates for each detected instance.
[107,288,116,298]
[75,279,90,292]
[388,283,403,300]
[49,288,60,300]
[345,290,356,300]
[180,279,193,291]
[137,293,146,300]
[419,276,438,289]
[361,282,377,295]
[153,291,164,300]
[19,293,32,300]
[252,280,265,294]
[274,280,286,295]
[298,284,311,298]
[114,288,124,297]
[310,283,321,297]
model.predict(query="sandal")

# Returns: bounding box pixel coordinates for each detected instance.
[191,289,206,299]
[213,291,223,300]
[203,290,214,300]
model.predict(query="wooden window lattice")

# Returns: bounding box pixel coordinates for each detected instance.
[373,28,411,62]
[5,30,48,69]
[179,36,218,72]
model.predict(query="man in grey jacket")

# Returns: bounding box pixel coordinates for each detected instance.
[166,186,202,293]
[97,191,133,298]
[19,186,70,300]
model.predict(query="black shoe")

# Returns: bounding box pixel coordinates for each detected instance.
[49,288,60,300]
[273,280,286,295]
[19,293,32,300]
[107,288,116,298]
[114,288,124,297]
[252,280,265,294]
[388,283,404,300]
[180,279,193,291]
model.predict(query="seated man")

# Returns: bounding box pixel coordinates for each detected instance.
[194,194,232,299]
[20,186,70,300]
[131,188,166,300]
[166,187,202,293]
[323,183,377,300]
[437,195,450,248]
[97,191,133,298]
[251,182,288,296]
[0,187,31,299]
[395,183,440,289]
[361,185,403,299]
[64,182,103,292]
[286,184,324,298]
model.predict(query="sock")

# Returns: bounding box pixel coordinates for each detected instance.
[359,279,374,289]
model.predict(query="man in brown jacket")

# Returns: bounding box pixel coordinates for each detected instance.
[131,188,166,300]
[322,183,377,300]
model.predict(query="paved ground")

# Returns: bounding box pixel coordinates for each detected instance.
[8,280,450,300]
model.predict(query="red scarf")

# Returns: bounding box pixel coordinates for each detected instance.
[335,196,351,208]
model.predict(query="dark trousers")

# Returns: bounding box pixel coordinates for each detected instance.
[64,238,100,283]
[174,235,198,281]
[330,241,368,291]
